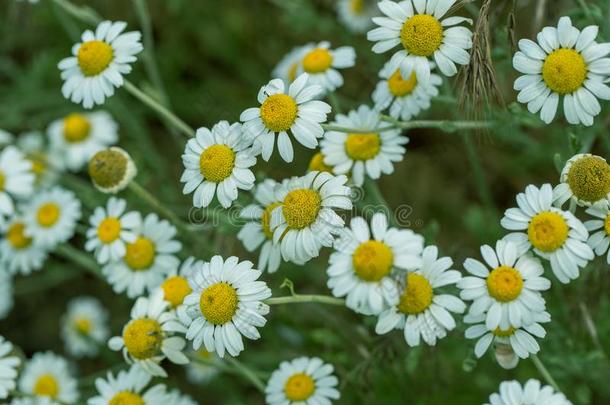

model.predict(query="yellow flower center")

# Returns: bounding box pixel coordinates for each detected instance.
[527,211,569,252]
[284,373,315,401]
[125,237,156,271]
[388,69,418,97]
[261,202,282,239]
[7,222,31,249]
[566,155,610,203]
[352,240,394,282]
[0,171,4,191]
[400,14,444,57]
[33,374,59,398]
[346,133,381,161]
[542,49,587,94]
[77,40,114,77]
[63,113,91,143]
[36,203,61,228]
[350,0,364,13]
[109,392,144,405]
[88,149,128,189]
[199,282,238,325]
[199,144,235,183]
[288,63,298,83]
[604,214,610,237]
[74,317,92,335]
[30,158,46,178]
[283,189,322,230]
[486,266,523,302]
[122,318,163,359]
[397,273,433,314]
[260,94,298,132]
[161,276,192,308]
[302,48,333,73]
[493,326,516,337]
[308,152,333,173]
[97,217,121,244]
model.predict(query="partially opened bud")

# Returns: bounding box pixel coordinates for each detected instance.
[494,343,519,370]
[88,147,136,194]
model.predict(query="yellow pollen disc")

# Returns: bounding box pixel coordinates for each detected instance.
[74,317,92,334]
[401,14,444,57]
[388,69,418,97]
[350,0,364,13]
[199,282,238,325]
[260,94,298,132]
[0,171,4,191]
[7,222,32,249]
[604,214,610,237]
[261,202,282,239]
[88,149,128,189]
[161,276,192,308]
[109,391,144,405]
[352,240,394,282]
[125,237,156,271]
[284,373,315,401]
[527,211,569,252]
[308,152,333,173]
[77,40,114,76]
[199,144,235,183]
[542,48,587,94]
[397,273,433,314]
[63,113,91,143]
[122,318,163,359]
[288,63,298,83]
[493,326,516,338]
[36,203,61,228]
[97,217,122,244]
[486,266,523,302]
[567,155,610,203]
[302,48,333,73]
[283,189,322,230]
[346,133,381,161]
[30,158,46,178]
[33,374,59,398]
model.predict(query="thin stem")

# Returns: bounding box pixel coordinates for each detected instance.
[52,0,101,25]
[55,244,104,280]
[531,354,560,392]
[461,133,497,216]
[128,181,193,232]
[579,302,606,356]
[265,294,345,306]
[362,179,397,226]
[321,123,399,134]
[226,357,266,393]
[327,92,342,114]
[381,115,495,131]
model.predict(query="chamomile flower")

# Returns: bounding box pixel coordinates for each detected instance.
[265,357,340,405]
[47,111,118,171]
[17,131,62,187]
[88,365,169,405]
[270,171,353,264]
[372,60,442,120]
[484,379,573,405]
[375,245,465,345]
[159,257,199,309]
[108,289,188,377]
[102,213,181,298]
[554,154,610,208]
[178,255,272,357]
[61,297,109,358]
[0,215,49,275]
[337,0,376,33]
[584,201,610,263]
[513,17,610,126]
[185,349,219,384]
[327,213,424,315]
[321,105,407,186]
[88,147,137,193]
[308,151,334,174]
[85,197,141,265]
[181,121,255,209]
[272,44,311,86]
[501,183,594,284]
[18,352,79,404]
[238,179,284,273]
[23,187,81,248]
[240,73,331,162]
[0,336,20,399]
[0,271,14,319]
[0,146,35,217]
[367,0,473,82]
[458,240,550,330]
[58,20,143,108]
[296,42,356,94]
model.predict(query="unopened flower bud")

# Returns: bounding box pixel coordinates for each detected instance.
[88,147,136,194]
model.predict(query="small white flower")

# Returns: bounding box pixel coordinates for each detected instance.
[484,379,573,405]
[296,42,356,94]
[0,215,49,275]
[0,146,34,218]
[87,365,169,405]
[0,335,20,400]
[61,297,109,358]
[159,256,200,309]
[337,0,377,33]
[16,131,62,188]
[554,153,610,209]
[272,44,312,86]
[18,352,79,404]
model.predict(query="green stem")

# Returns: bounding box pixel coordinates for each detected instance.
[55,244,104,280]
[362,179,397,226]
[128,181,193,232]
[226,357,266,393]
[327,92,342,114]
[381,115,495,131]
[265,294,345,306]
[461,133,497,216]
[531,354,560,392]
[52,0,101,25]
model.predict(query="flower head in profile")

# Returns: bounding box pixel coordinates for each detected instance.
[18,352,79,404]
[484,379,573,405]
[88,147,137,193]
[296,42,356,94]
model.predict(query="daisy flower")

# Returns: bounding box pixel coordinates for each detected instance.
[159,257,200,309]
[337,0,376,33]
[102,213,181,298]
[240,73,331,162]
[0,215,49,275]
[367,0,473,83]
[265,357,340,405]
[372,60,442,120]
[88,147,137,193]
[181,121,255,209]
[296,42,356,94]
[18,352,79,404]
[0,271,14,320]
[272,44,311,86]
[85,197,141,265]
[16,130,62,188]
[501,183,594,284]
[554,154,610,208]
[87,365,169,405]
[458,240,550,330]
[584,201,610,263]
[321,105,407,186]
[375,245,465,345]
[61,296,109,358]
[270,171,353,264]
[484,379,573,405]
[178,255,272,357]
[185,349,219,384]
[0,336,20,400]
[308,151,334,174]
[108,289,188,377]
[238,179,284,273]
[513,17,610,126]
[23,187,81,248]
[327,212,424,315]
[0,146,34,217]
[58,20,143,108]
